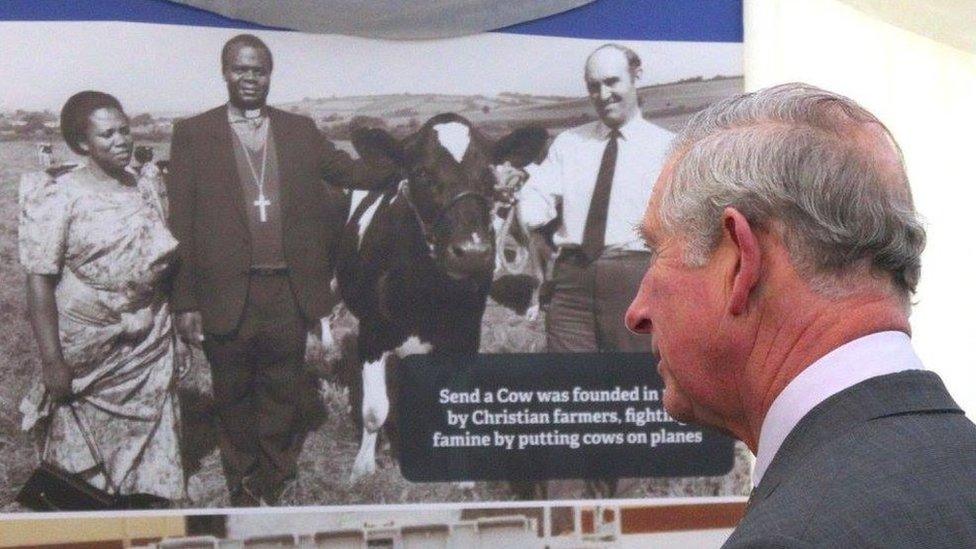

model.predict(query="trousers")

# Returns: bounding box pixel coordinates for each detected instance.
[546,249,650,353]
[545,249,650,501]
[202,273,317,505]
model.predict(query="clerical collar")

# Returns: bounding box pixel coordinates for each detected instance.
[227,103,267,123]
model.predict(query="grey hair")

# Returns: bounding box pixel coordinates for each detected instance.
[658,83,925,299]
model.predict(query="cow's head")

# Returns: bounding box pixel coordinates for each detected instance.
[353,114,547,279]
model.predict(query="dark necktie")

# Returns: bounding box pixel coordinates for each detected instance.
[581,129,620,262]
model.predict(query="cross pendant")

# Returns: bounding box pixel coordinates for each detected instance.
[254,193,271,223]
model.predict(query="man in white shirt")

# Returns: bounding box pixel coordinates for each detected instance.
[516,43,673,355]
[625,83,976,547]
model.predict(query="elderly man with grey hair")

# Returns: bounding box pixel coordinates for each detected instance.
[626,83,976,547]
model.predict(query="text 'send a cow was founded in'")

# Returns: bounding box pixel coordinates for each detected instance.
[335,114,547,481]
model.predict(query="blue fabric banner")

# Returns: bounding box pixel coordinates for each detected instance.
[0,0,743,42]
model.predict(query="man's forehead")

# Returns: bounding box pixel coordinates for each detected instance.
[585,48,629,79]
[640,163,674,242]
[640,193,663,242]
[229,45,270,66]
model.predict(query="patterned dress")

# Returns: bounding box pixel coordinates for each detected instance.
[18,163,185,500]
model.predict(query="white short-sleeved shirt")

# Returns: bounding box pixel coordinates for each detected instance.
[517,116,674,252]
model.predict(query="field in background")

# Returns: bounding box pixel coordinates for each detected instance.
[0,76,750,510]
[281,76,742,139]
[2,76,742,145]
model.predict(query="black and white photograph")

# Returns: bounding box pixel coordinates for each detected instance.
[0,19,747,511]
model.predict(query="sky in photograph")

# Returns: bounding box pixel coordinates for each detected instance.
[0,21,741,115]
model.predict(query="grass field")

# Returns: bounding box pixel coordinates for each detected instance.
[0,129,749,511]
[282,77,744,138]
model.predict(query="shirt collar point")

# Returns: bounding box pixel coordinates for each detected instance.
[752,331,921,487]
[598,115,645,141]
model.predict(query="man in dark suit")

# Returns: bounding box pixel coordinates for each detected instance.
[167,34,391,505]
[625,83,976,546]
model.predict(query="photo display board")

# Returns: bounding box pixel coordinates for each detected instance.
[0,0,745,516]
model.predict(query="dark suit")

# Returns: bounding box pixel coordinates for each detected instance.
[167,106,381,332]
[725,370,976,548]
[167,105,387,504]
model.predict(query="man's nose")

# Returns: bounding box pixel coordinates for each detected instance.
[625,296,652,335]
[599,84,613,102]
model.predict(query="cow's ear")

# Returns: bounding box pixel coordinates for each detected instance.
[351,127,404,166]
[492,127,549,168]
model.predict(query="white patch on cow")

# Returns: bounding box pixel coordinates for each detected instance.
[492,214,505,235]
[350,336,430,482]
[319,316,335,349]
[433,122,470,163]
[347,190,368,222]
[361,354,389,432]
[350,427,377,482]
[395,335,432,358]
[351,352,391,482]
[355,195,385,251]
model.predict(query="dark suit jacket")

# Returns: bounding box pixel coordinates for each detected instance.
[167,105,387,334]
[724,370,976,548]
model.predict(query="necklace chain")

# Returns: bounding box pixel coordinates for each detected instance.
[237,133,269,196]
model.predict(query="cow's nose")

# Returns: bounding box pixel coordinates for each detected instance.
[449,240,492,260]
[446,238,493,274]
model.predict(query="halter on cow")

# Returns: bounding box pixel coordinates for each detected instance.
[396,176,493,265]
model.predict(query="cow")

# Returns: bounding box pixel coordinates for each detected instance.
[334,113,546,481]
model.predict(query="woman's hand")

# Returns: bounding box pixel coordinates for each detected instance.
[42,359,74,402]
[175,338,193,380]
[175,311,204,347]
[27,273,73,401]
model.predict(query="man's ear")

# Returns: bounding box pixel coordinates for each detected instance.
[723,207,761,316]
[351,127,403,167]
[492,126,549,168]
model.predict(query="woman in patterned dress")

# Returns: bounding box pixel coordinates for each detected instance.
[19,91,185,507]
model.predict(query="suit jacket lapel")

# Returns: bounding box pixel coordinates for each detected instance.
[268,108,296,231]
[750,370,961,511]
[208,108,249,228]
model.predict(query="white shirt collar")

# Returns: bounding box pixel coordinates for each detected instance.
[596,112,646,141]
[752,331,924,487]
